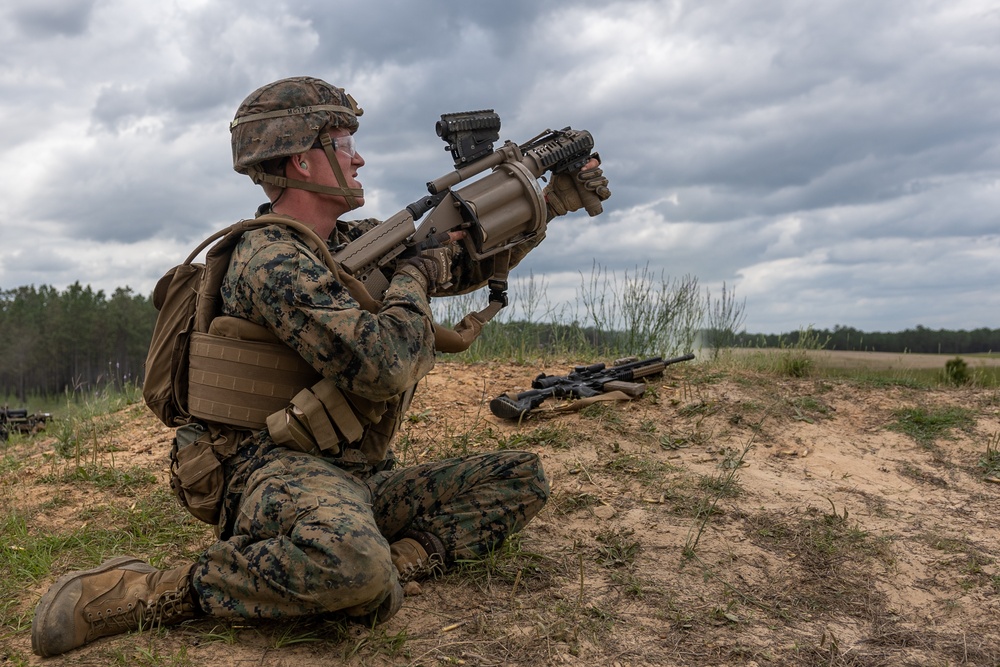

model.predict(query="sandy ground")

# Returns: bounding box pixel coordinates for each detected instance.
[4,352,999,666]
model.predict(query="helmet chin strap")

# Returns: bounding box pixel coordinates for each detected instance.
[249,133,363,209]
[316,133,363,210]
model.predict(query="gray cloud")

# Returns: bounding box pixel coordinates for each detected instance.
[7,0,95,38]
[1,0,999,334]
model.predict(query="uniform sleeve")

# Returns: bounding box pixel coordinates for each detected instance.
[222,229,435,401]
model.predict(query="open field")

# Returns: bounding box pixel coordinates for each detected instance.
[731,348,1000,369]
[2,353,999,666]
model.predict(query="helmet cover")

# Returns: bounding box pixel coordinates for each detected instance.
[230,76,363,174]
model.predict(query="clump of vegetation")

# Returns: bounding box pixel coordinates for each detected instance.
[779,327,829,377]
[594,527,641,568]
[943,356,971,385]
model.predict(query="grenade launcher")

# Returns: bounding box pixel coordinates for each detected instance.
[332,110,603,305]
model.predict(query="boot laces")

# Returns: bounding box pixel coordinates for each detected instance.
[86,580,192,637]
[397,552,444,583]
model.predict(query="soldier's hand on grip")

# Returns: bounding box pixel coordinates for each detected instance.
[543,157,611,218]
[396,241,461,295]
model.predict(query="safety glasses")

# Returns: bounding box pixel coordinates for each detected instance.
[312,132,357,158]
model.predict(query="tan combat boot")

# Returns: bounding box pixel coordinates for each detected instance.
[390,535,445,583]
[31,556,198,657]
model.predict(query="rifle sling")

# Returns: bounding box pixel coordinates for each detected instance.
[433,250,511,353]
[549,390,636,413]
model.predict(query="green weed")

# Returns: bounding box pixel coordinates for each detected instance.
[887,405,976,449]
[604,453,675,486]
[594,527,641,568]
[494,424,573,450]
[978,432,1000,479]
[684,432,757,559]
[41,463,157,495]
[453,532,551,592]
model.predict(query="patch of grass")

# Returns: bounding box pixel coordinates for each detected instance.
[594,527,641,568]
[788,395,834,423]
[923,532,999,592]
[780,327,829,378]
[442,423,495,456]
[609,569,656,599]
[579,403,627,432]
[743,503,894,618]
[346,625,410,661]
[659,432,696,449]
[0,453,26,476]
[697,472,743,497]
[39,463,157,495]
[886,405,976,449]
[103,640,193,667]
[978,432,1000,479]
[550,491,601,516]
[604,452,675,486]
[843,371,931,389]
[50,385,142,460]
[580,602,620,635]
[684,434,757,559]
[676,399,720,418]
[494,424,573,450]
[453,532,553,592]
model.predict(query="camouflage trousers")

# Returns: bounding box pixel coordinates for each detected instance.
[191,442,549,619]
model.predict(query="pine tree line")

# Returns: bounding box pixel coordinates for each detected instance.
[734,324,1000,355]
[0,283,156,402]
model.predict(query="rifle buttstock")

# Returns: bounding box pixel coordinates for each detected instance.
[489,395,529,421]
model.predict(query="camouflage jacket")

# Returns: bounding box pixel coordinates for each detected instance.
[219,216,435,464]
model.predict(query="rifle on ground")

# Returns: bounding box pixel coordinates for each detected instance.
[332,110,603,314]
[489,354,695,421]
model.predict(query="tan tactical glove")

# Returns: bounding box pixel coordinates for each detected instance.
[395,243,460,294]
[544,161,611,218]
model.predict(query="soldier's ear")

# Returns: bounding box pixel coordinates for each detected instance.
[287,154,309,176]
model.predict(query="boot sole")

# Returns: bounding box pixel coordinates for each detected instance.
[31,556,152,657]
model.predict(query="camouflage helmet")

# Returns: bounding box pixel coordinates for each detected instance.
[230,76,363,174]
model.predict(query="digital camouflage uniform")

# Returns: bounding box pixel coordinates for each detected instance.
[191,219,550,619]
[31,75,610,658]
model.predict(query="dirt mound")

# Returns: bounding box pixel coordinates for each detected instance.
[5,359,999,666]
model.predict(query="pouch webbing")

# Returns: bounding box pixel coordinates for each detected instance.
[187,330,321,429]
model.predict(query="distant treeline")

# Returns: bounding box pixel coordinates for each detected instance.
[733,325,1000,355]
[3,279,996,402]
[0,283,157,402]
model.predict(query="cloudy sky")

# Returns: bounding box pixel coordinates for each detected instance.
[1,0,998,334]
